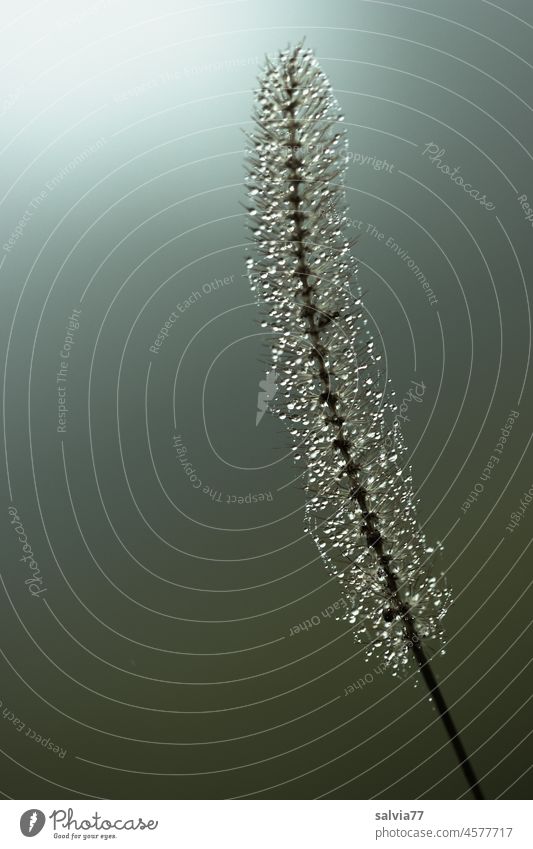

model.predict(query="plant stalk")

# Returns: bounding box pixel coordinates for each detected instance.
[284,52,484,801]
[411,642,484,799]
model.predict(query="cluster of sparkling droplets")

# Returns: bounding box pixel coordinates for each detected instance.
[245,44,450,675]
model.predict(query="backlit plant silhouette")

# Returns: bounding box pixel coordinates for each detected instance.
[245,42,483,799]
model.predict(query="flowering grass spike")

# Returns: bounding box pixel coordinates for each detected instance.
[245,42,483,799]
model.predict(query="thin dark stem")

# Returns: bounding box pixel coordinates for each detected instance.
[411,642,484,799]
[283,51,484,801]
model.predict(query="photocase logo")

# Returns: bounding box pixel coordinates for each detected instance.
[20,809,46,837]
[256,369,277,425]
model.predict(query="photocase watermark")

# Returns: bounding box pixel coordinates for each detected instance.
[343,219,437,307]
[346,151,394,172]
[2,191,47,254]
[505,483,533,534]
[172,435,273,504]
[421,143,496,212]
[25,806,159,836]
[7,506,47,597]
[289,595,355,636]
[113,55,267,102]
[1,699,67,759]
[20,809,46,837]
[517,193,533,229]
[250,139,343,162]
[461,409,519,514]
[343,660,388,695]
[254,142,394,173]
[2,139,106,253]
[59,0,114,29]
[256,369,277,425]
[149,274,235,355]
[343,630,425,695]
[56,308,82,434]
[383,378,426,454]
[392,379,426,423]
[380,229,438,306]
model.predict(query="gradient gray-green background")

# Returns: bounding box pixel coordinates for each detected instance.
[1,0,532,800]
